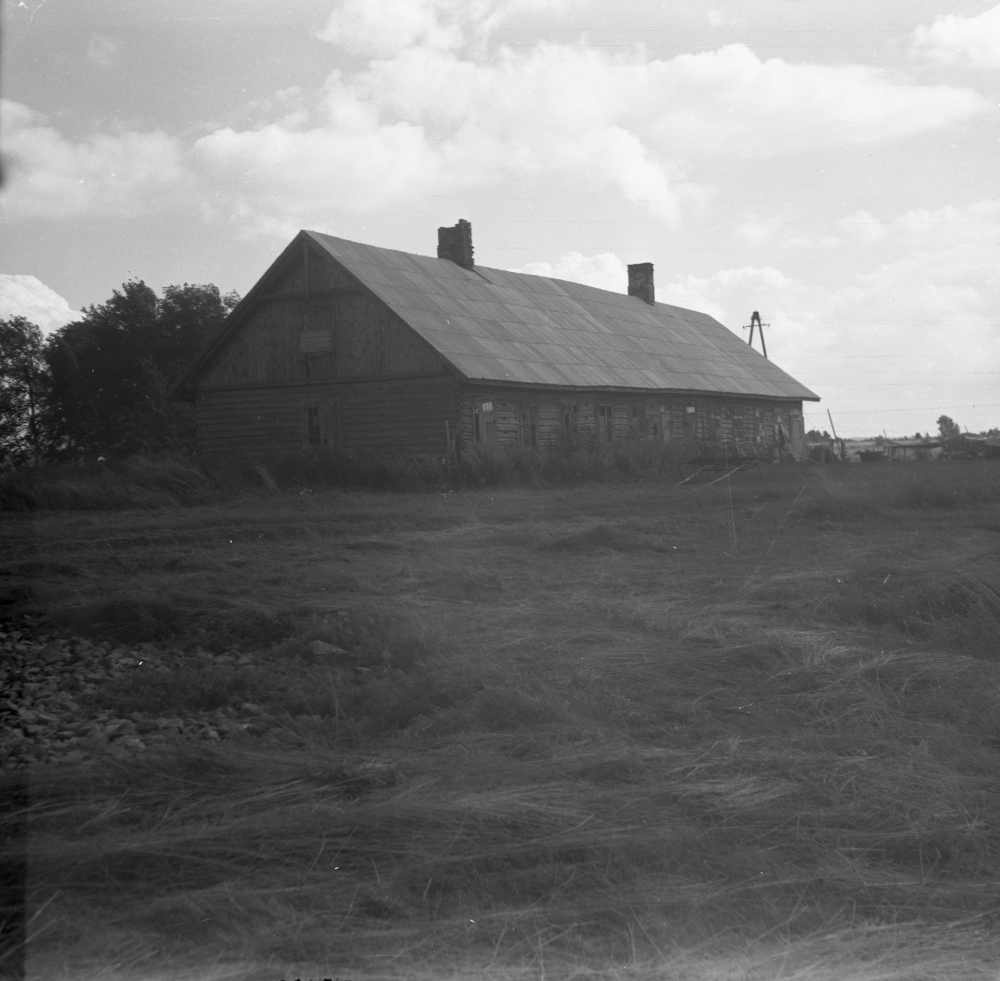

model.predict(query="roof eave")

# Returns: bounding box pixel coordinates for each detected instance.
[456,377,820,401]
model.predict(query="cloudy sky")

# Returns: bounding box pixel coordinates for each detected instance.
[3,0,999,437]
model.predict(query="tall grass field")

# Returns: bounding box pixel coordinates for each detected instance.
[3,459,1000,980]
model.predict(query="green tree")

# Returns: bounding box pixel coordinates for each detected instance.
[45,280,237,456]
[937,415,961,440]
[0,316,51,467]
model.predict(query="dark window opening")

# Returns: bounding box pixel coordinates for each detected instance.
[521,407,538,448]
[307,406,321,446]
[562,405,576,441]
[599,404,613,443]
[474,400,495,444]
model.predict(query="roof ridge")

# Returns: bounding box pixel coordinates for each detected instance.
[305,231,819,402]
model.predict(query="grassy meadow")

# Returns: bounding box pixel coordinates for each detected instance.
[3,459,1000,980]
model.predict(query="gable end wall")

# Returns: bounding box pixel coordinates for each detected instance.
[195,243,459,458]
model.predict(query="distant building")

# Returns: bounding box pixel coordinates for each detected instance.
[885,438,944,462]
[178,221,819,461]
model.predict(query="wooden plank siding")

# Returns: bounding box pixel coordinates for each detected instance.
[458,387,804,457]
[201,294,445,390]
[197,376,460,459]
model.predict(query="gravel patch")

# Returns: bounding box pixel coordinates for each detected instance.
[1,623,282,768]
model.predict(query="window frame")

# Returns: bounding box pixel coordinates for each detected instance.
[598,403,614,443]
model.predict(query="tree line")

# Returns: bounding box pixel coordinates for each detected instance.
[0,280,238,469]
[807,416,998,445]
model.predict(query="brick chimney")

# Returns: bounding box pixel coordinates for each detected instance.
[628,262,655,304]
[437,219,474,269]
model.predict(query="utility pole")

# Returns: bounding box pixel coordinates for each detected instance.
[743,310,769,359]
[827,409,845,461]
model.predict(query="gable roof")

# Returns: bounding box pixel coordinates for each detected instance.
[305,231,818,401]
[185,229,819,402]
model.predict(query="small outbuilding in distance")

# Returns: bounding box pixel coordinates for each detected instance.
[178,220,820,462]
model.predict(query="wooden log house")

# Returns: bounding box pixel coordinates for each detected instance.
[178,221,819,461]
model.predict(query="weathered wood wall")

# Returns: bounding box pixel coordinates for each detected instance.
[201,293,444,389]
[197,376,459,459]
[458,388,805,457]
[196,243,458,458]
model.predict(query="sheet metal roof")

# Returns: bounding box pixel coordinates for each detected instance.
[307,230,818,401]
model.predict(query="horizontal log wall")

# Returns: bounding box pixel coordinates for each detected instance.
[197,376,460,459]
[203,243,446,389]
[459,387,805,457]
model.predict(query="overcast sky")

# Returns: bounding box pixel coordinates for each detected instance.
[2,0,999,437]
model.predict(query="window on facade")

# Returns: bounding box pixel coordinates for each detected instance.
[300,327,333,354]
[521,408,538,448]
[683,405,697,438]
[599,404,613,443]
[306,406,322,446]
[474,400,495,444]
[562,405,576,442]
[630,405,647,438]
[300,312,336,383]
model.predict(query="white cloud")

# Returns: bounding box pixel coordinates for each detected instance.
[8,2,988,260]
[836,209,886,243]
[706,8,736,28]
[318,0,578,57]
[735,214,785,246]
[192,115,441,230]
[646,44,988,156]
[0,100,187,220]
[837,199,1000,339]
[317,0,462,58]
[192,22,987,235]
[0,275,81,334]
[732,213,843,250]
[660,265,797,327]
[361,41,987,157]
[86,33,118,69]
[913,4,1000,69]
[241,86,307,127]
[519,251,628,293]
[193,41,703,228]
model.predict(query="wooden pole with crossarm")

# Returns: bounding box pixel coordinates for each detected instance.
[742,310,769,359]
